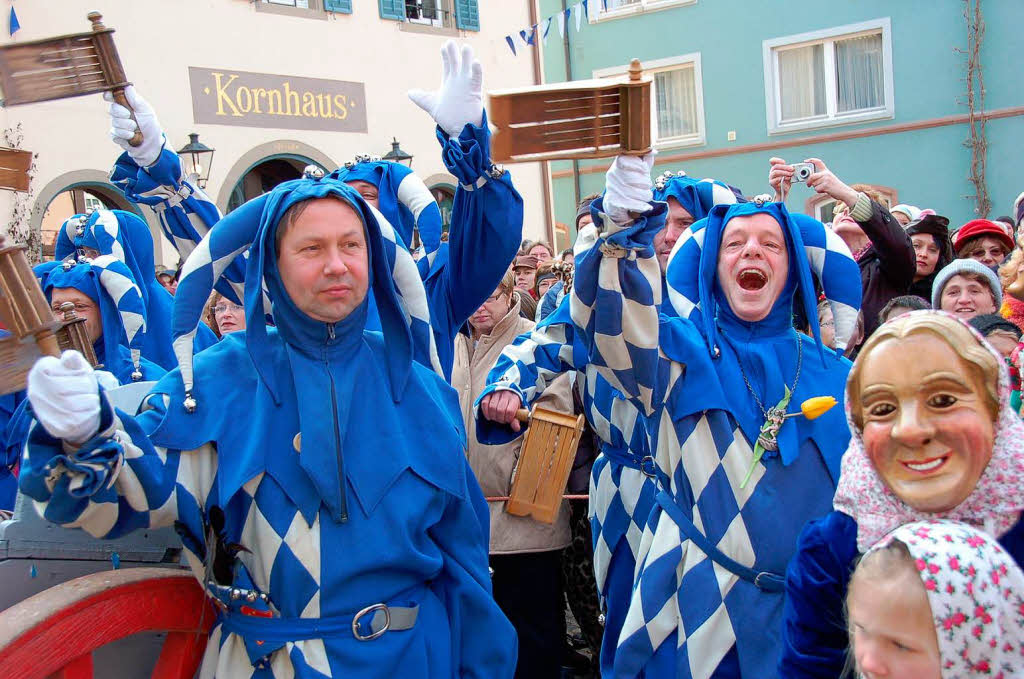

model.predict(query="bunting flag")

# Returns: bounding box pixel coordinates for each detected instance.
[503,0,596,57]
[8,6,19,36]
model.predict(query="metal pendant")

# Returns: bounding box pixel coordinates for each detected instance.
[755,406,786,452]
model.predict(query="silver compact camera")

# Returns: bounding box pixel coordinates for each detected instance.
[791,162,815,183]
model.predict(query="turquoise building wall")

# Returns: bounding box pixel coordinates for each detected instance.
[535,0,1022,240]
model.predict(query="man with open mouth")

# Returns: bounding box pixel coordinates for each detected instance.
[568,154,861,678]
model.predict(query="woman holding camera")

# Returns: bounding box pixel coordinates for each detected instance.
[770,158,916,342]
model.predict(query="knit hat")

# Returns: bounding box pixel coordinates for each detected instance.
[953,219,1015,255]
[575,195,598,229]
[889,203,921,222]
[931,258,1003,310]
[968,313,1023,340]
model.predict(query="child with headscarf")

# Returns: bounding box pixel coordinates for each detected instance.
[778,310,1024,678]
[847,520,1024,678]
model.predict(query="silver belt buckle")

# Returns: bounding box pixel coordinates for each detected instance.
[352,603,390,641]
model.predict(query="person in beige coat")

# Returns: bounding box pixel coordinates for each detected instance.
[451,270,574,679]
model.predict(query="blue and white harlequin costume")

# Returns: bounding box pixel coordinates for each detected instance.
[55,209,218,369]
[19,176,516,678]
[570,197,860,678]
[481,174,743,677]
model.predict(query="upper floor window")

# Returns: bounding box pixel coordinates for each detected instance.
[763,18,893,134]
[379,0,478,31]
[594,53,705,149]
[594,0,697,21]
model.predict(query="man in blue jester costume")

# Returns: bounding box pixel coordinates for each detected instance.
[18,171,517,678]
[107,41,522,381]
[569,154,861,678]
[54,209,218,369]
[477,171,744,677]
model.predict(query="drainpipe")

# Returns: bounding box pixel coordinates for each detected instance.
[560,0,581,210]
[528,0,556,247]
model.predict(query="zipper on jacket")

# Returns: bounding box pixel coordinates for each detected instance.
[323,322,347,522]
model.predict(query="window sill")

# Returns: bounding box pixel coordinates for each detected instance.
[768,108,893,135]
[592,0,696,23]
[654,134,705,151]
[253,2,327,20]
[399,21,461,37]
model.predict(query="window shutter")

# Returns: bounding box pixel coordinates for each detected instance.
[454,0,480,31]
[379,0,406,20]
[324,0,352,13]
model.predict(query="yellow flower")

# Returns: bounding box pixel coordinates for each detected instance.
[800,396,837,420]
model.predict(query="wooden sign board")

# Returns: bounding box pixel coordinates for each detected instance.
[0,148,32,192]
[488,58,652,163]
[505,407,586,524]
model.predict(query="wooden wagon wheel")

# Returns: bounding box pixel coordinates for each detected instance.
[0,568,215,679]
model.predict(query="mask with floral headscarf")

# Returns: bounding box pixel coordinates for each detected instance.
[833,310,1024,551]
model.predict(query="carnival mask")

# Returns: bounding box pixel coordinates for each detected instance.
[857,333,996,513]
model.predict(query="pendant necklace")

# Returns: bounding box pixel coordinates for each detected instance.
[737,336,802,488]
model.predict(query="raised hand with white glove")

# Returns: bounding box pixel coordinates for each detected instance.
[27,350,102,446]
[408,40,484,138]
[603,152,657,225]
[104,86,165,168]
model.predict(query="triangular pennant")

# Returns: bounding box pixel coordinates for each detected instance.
[541,17,552,45]
[505,35,517,55]
[526,24,537,46]
[8,7,19,36]
[582,0,590,19]
[519,28,529,45]
[557,10,566,38]
[575,2,583,31]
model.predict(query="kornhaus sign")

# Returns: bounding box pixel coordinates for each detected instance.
[188,67,367,133]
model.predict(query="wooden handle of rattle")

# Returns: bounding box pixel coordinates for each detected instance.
[514,409,530,423]
[111,87,144,148]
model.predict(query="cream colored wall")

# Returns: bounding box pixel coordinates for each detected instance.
[0,0,547,266]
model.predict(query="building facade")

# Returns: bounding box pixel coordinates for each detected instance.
[536,0,1023,243]
[0,0,550,267]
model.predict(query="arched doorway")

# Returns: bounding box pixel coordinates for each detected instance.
[216,141,336,215]
[227,155,320,213]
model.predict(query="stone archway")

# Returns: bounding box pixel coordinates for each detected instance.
[216,140,336,214]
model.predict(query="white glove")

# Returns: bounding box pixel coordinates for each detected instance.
[104,86,165,168]
[27,350,102,446]
[408,41,484,138]
[94,370,120,391]
[603,153,656,224]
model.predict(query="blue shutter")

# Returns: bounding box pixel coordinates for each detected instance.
[323,0,352,13]
[379,0,406,20]
[454,0,479,31]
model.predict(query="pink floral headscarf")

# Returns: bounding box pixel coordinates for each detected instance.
[867,520,1024,677]
[833,310,1024,551]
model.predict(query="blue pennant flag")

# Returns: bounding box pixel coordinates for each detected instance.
[9,7,19,36]
[505,35,517,55]
[582,0,590,19]
[526,24,537,46]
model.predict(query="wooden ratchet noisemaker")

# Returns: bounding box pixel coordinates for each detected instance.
[0,12,142,146]
[504,407,586,525]
[488,58,652,163]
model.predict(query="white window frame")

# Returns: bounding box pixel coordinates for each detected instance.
[591,0,696,23]
[594,53,705,150]
[405,0,447,27]
[763,18,894,135]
